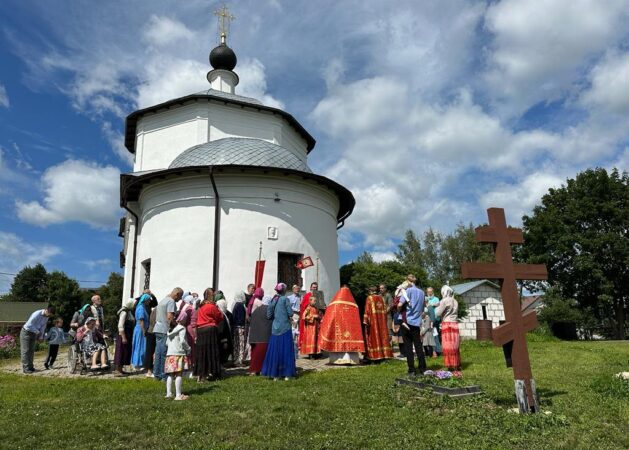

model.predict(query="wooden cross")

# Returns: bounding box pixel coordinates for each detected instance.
[214,5,235,43]
[461,208,547,413]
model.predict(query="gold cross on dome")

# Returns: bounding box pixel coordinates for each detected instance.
[214,5,235,43]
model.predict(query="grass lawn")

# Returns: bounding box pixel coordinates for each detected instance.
[1,336,628,449]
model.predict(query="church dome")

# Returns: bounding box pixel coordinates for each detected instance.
[169,138,311,172]
[209,43,237,71]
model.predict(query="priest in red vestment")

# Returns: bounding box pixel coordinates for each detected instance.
[363,287,393,361]
[318,286,365,365]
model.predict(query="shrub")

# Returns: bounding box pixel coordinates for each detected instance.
[0,335,19,359]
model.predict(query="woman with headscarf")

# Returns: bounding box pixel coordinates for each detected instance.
[232,291,248,365]
[215,294,234,366]
[193,288,223,381]
[114,298,136,376]
[436,285,460,370]
[261,283,297,380]
[248,293,272,375]
[131,292,151,370]
[177,294,196,368]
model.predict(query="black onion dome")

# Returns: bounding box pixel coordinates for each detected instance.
[209,43,237,71]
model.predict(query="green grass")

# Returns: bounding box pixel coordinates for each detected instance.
[1,339,628,449]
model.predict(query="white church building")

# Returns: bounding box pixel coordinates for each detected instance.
[119,27,354,301]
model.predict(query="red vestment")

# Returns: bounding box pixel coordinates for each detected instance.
[298,293,312,349]
[318,287,365,353]
[300,305,321,355]
[363,294,393,360]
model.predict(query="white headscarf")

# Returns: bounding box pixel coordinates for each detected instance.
[441,285,454,299]
[262,295,273,306]
[216,299,228,314]
[183,295,194,304]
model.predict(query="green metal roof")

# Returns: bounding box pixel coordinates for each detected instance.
[0,302,49,323]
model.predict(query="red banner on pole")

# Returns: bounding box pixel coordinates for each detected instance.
[296,256,314,269]
[254,260,266,288]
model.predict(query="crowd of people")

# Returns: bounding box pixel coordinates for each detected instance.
[19,275,462,400]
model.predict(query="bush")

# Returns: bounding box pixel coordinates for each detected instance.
[0,335,19,359]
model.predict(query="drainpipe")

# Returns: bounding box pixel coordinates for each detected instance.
[122,203,139,298]
[209,167,220,291]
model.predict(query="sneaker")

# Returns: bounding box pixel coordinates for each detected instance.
[44,364,49,370]
[23,369,35,374]
[174,395,189,401]
[165,394,174,399]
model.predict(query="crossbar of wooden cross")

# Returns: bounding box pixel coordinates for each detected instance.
[460,207,548,413]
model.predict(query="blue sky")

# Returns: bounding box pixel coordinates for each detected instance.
[0,0,628,293]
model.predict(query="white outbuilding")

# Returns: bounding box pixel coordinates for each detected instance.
[119,33,354,302]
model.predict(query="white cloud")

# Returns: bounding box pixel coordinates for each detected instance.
[0,83,9,108]
[484,0,629,116]
[143,15,193,46]
[580,50,629,115]
[82,258,113,270]
[0,232,61,293]
[371,251,396,263]
[480,171,566,223]
[15,159,121,229]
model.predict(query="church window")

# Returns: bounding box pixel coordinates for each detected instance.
[141,259,151,290]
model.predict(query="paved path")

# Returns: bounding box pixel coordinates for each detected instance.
[1,347,377,379]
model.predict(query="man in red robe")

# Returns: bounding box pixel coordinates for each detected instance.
[363,286,393,361]
[318,286,365,365]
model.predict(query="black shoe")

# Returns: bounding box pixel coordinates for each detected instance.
[23,369,35,374]
[44,364,49,370]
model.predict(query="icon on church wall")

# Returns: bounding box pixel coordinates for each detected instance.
[267,226,278,240]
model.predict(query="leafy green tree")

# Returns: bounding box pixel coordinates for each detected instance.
[396,230,423,269]
[47,271,83,327]
[98,272,125,334]
[3,264,49,302]
[522,168,628,339]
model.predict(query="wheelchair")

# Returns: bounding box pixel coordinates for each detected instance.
[67,332,112,375]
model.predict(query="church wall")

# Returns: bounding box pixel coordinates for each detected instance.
[130,173,340,303]
[134,101,309,173]
[458,284,504,338]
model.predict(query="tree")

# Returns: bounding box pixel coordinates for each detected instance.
[3,264,49,302]
[98,272,125,334]
[396,230,423,269]
[522,168,628,339]
[47,271,83,328]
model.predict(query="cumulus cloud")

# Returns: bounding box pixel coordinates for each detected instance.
[15,160,120,229]
[484,0,629,117]
[580,51,629,115]
[0,232,61,293]
[371,251,396,263]
[143,15,193,46]
[480,171,566,223]
[0,83,9,108]
[82,258,113,270]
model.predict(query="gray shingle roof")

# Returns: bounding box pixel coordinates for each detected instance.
[451,279,500,295]
[169,138,311,172]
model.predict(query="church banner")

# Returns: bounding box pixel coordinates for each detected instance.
[254,260,265,288]
[295,256,314,269]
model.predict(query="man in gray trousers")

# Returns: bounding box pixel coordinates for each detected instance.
[20,305,56,373]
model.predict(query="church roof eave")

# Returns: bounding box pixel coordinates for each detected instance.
[124,93,316,154]
[119,165,354,224]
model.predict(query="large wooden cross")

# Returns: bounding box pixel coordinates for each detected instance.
[461,208,547,413]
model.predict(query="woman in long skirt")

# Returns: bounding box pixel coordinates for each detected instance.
[114,299,136,376]
[436,285,461,370]
[261,283,297,380]
[248,292,272,375]
[193,288,223,381]
[131,293,151,369]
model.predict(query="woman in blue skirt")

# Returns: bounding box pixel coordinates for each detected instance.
[261,283,297,380]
